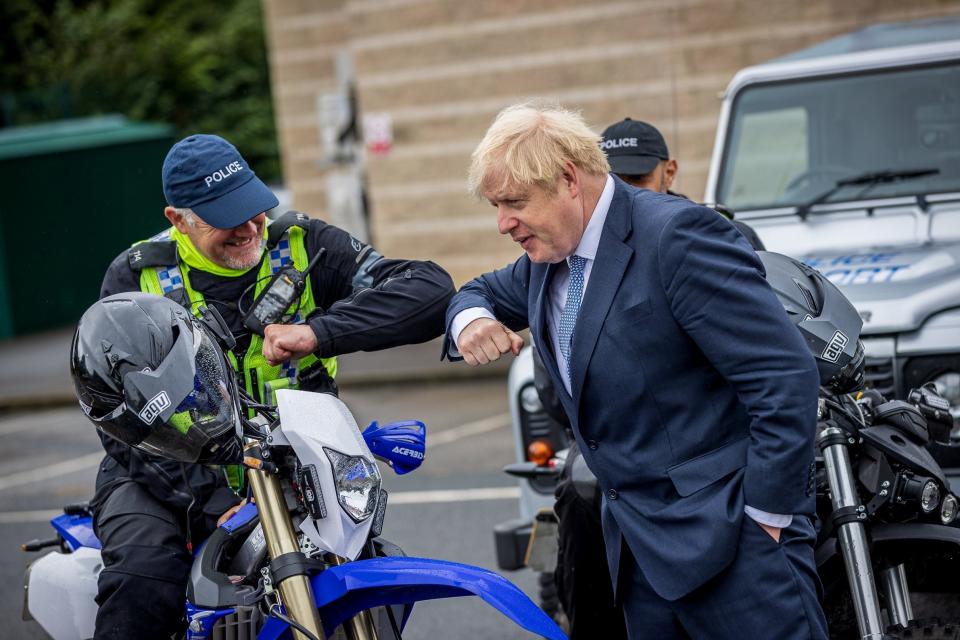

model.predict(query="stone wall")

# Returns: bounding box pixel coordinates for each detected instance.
[262,0,959,284]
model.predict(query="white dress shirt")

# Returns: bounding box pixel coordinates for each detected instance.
[542,175,614,394]
[450,175,790,529]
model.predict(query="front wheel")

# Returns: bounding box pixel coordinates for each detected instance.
[887,618,960,639]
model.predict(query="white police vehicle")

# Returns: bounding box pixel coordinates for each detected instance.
[495,15,960,581]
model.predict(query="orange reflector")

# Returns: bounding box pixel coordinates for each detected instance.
[243,456,265,470]
[527,440,554,467]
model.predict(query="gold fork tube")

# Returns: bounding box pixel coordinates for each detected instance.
[329,555,379,640]
[343,607,379,640]
[248,468,326,640]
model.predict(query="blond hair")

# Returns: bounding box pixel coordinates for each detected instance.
[468,101,610,198]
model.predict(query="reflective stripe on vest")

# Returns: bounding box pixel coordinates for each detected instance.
[157,265,185,294]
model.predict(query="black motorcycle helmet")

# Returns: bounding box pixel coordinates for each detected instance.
[758,251,865,394]
[70,293,243,463]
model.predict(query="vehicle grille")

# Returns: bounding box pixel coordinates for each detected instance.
[863,356,896,398]
[208,604,356,639]
[211,606,262,640]
[525,411,554,439]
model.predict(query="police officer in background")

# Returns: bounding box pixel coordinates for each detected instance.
[599,117,765,249]
[89,134,455,639]
[549,118,765,639]
[599,117,680,194]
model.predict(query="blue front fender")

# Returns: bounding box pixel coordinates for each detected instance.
[258,556,566,640]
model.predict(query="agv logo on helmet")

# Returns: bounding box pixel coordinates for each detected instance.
[138,391,172,425]
[822,330,849,363]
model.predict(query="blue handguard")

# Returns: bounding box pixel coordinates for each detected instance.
[362,419,426,475]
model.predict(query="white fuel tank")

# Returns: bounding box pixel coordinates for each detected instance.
[26,547,101,640]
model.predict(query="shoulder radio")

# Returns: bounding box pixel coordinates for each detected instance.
[242,248,325,335]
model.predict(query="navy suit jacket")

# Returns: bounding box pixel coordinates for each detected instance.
[444,177,820,601]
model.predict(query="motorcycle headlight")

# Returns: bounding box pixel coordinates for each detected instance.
[921,480,941,513]
[323,447,381,523]
[520,384,543,414]
[931,371,960,420]
[941,494,958,525]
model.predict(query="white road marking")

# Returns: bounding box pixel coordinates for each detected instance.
[429,413,511,447]
[0,486,522,523]
[389,486,519,505]
[0,411,515,520]
[0,452,103,492]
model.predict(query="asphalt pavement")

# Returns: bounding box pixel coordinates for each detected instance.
[0,327,540,640]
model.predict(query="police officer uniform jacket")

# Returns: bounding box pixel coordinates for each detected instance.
[94,211,454,531]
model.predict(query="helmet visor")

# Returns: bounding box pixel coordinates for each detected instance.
[91,321,241,463]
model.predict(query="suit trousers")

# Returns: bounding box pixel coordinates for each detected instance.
[620,514,828,639]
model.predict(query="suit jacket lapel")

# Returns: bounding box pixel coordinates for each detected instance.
[570,181,634,405]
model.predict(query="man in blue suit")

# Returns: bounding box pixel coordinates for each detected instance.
[444,102,827,638]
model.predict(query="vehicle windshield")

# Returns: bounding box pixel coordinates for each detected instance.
[717,62,960,211]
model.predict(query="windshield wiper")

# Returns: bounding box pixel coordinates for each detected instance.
[796,167,940,220]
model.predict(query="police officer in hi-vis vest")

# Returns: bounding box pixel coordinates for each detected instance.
[90,134,455,639]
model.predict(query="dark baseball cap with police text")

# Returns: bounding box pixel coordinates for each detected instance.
[600,118,670,176]
[162,134,279,229]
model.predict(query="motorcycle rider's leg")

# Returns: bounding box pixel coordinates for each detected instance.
[92,480,193,640]
[554,443,627,640]
[675,515,827,640]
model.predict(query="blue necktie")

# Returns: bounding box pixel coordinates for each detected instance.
[558,255,586,378]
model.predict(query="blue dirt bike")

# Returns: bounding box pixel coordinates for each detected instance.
[22,389,566,640]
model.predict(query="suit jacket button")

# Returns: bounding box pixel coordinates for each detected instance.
[587,440,598,451]
[607,489,618,500]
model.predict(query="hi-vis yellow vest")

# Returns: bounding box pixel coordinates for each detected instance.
[133,219,337,492]
[134,220,337,405]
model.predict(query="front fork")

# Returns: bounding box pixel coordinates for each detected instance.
[330,555,380,640]
[248,469,381,640]
[248,468,326,640]
[818,427,913,639]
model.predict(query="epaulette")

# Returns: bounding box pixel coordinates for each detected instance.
[267,210,312,249]
[127,240,178,271]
